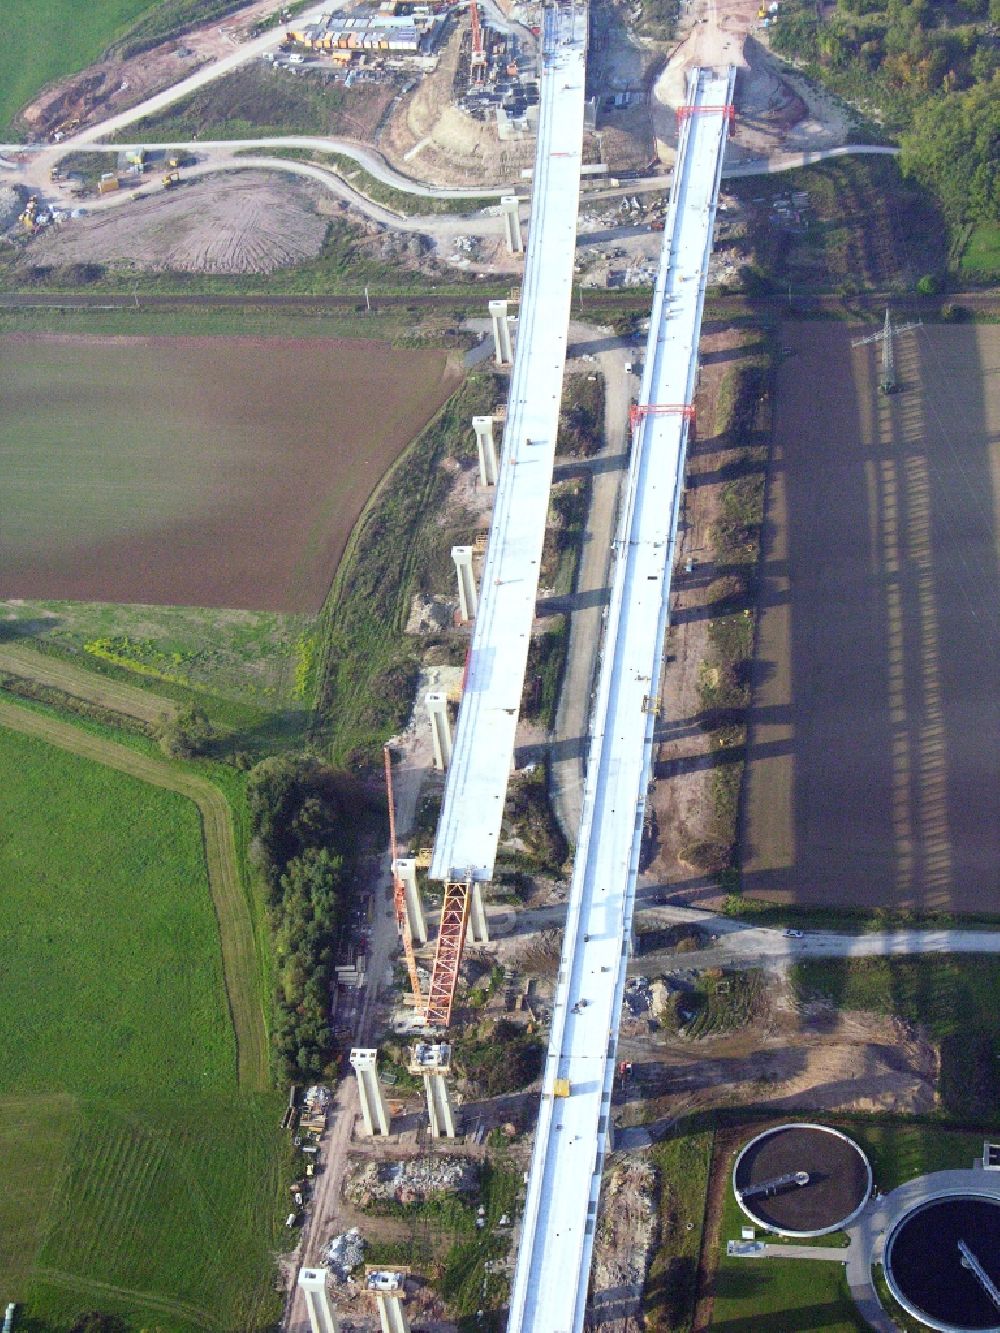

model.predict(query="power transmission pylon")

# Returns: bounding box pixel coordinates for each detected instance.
[851,306,922,394]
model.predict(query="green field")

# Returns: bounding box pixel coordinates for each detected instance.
[0,720,287,1329]
[960,222,1000,279]
[0,1,157,133]
[710,1185,864,1332]
[644,1130,713,1333]
[0,725,233,1097]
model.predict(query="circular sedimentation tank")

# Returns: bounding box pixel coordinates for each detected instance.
[885,1194,1000,1332]
[732,1122,871,1236]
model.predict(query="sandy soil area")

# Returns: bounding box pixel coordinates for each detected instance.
[619,974,938,1124]
[743,323,1000,914]
[29,172,329,273]
[18,0,283,140]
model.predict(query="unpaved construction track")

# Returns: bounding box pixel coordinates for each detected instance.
[0,642,179,725]
[0,697,268,1089]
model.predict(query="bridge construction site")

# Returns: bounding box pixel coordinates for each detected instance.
[328,0,738,1319]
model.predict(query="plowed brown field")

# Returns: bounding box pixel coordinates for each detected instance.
[742,322,1000,914]
[1,333,460,611]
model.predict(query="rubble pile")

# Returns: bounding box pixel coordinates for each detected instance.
[0,186,23,230]
[590,1157,659,1331]
[345,1154,478,1208]
[326,1227,365,1281]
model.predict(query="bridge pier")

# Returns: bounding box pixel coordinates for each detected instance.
[501,195,524,254]
[467,881,490,944]
[472,414,499,486]
[426,691,453,770]
[374,1290,410,1333]
[349,1048,391,1137]
[298,1268,340,1333]
[410,1042,457,1138]
[451,544,479,622]
[489,299,514,366]
[394,856,427,946]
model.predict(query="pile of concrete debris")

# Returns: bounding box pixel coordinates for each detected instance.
[0,186,24,231]
[345,1154,478,1208]
[326,1227,366,1281]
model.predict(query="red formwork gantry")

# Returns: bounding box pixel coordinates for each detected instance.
[423,879,472,1028]
[628,402,696,436]
[675,102,735,126]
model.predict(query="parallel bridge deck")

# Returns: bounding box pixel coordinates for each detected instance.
[429,0,588,885]
[506,66,736,1333]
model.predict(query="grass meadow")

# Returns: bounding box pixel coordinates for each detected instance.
[0,722,288,1329]
[0,1,156,133]
[0,725,233,1098]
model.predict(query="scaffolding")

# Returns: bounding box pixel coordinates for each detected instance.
[423,880,472,1027]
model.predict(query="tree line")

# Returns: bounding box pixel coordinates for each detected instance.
[770,0,1000,227]
[247,755,365,1083]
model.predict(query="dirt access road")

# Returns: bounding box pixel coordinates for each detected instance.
[549,323,634,840]
[0,640,178,725]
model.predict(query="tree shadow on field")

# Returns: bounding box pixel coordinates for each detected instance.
[0,618,64,641]
[741,322,1000,916]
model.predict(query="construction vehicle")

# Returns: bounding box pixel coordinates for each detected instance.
[162,170,180,188]
[19,195,39,230]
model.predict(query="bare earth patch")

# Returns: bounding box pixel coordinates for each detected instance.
[742,324,1000,914]
[591,1157,659,1333]
[28,172,328,273]
[620,976,938,1125]
[1,333,461,611]
[18,0,281,140]
[645,324,747,901]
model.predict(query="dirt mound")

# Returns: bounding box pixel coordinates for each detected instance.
[27,173,328,273]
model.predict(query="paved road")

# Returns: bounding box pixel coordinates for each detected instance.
[630,910,1000,976]
[59,152,511,240]
[26,135,513,200]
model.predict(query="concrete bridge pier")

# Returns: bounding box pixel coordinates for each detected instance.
[489,299,514,366]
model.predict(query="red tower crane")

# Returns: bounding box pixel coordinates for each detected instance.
[470,0,486,83]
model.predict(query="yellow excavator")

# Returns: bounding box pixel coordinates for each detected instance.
[19,195,39,230]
